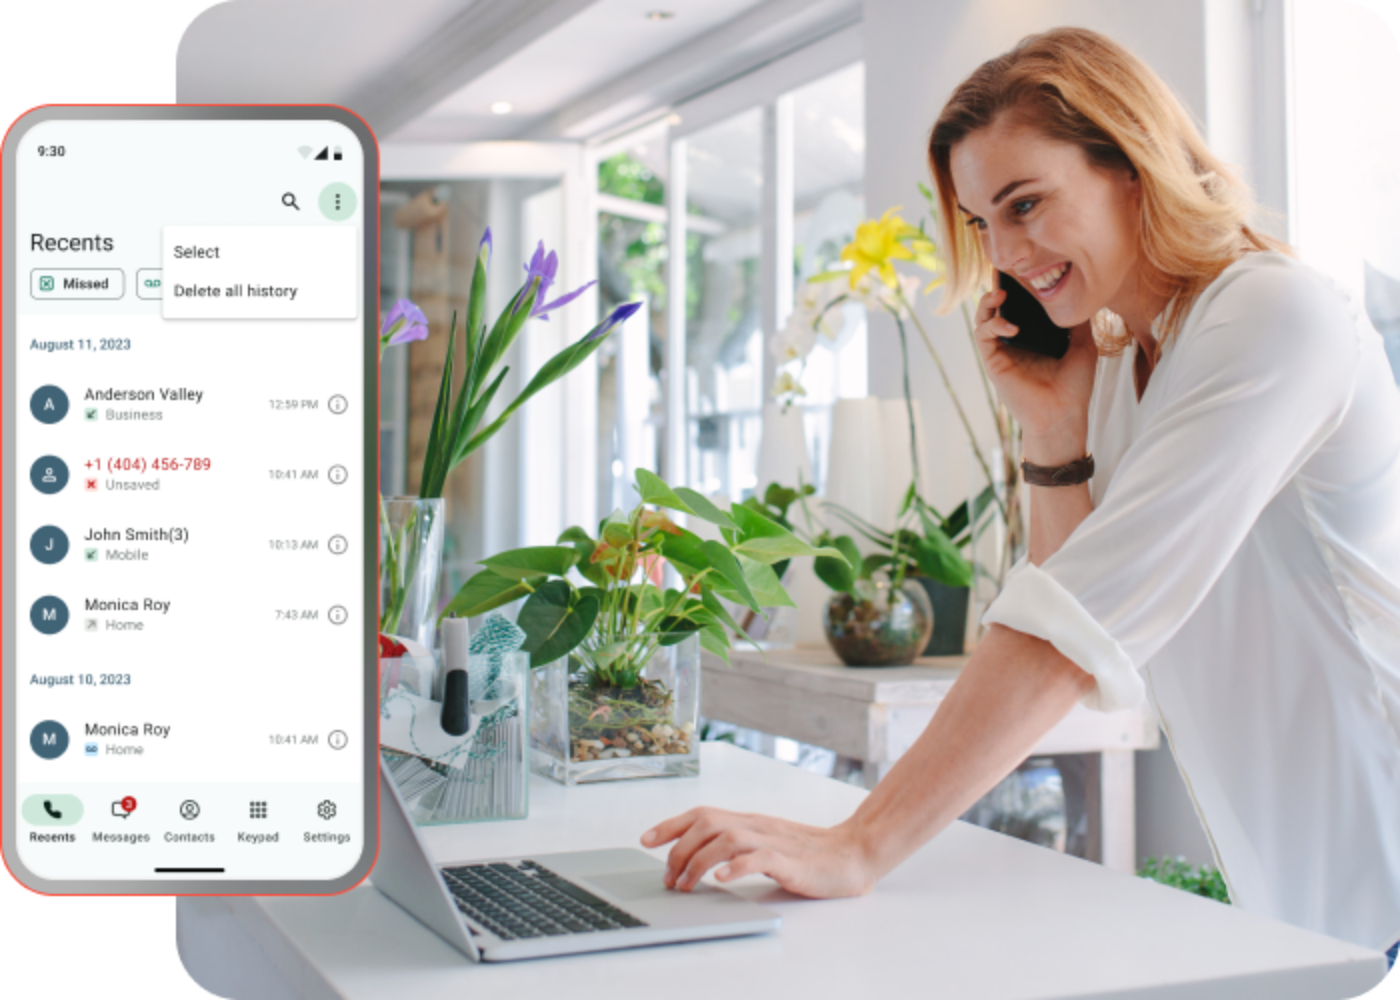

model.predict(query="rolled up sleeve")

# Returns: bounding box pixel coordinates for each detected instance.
[983,259,1360,712]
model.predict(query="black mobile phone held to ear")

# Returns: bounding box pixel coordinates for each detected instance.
[997,270,1071,359]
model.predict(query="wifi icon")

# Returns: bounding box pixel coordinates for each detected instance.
[297,146,313,159]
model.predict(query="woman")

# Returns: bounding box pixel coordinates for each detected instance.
[642,27,1400,960]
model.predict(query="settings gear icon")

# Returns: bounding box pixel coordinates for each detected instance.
[317,799,337,821]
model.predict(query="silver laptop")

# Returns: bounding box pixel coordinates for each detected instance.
[371,759,782,961]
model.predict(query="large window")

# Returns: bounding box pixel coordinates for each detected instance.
[632,58,870,505]
[684,108,765,500]
[595,148,668,514]
[1291,0,1400,377]
[789,62,868,492]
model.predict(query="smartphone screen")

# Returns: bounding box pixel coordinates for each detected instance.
[2,107,378,893]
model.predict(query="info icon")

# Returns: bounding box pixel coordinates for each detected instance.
[30,385,69,424]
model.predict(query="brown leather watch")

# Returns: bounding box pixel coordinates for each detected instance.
[1021,453,1095,486]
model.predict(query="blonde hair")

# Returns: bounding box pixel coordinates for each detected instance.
[927,27,1289,353]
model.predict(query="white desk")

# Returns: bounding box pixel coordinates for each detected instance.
[177,744,1386,1000]
[702,647,1159,871]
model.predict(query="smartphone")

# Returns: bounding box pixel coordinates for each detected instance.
[997,270,1071,359]
[3,106,379,894]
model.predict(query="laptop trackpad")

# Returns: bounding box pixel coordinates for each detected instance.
[585,870,672,903]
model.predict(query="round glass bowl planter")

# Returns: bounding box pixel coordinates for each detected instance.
[823,578,934,667]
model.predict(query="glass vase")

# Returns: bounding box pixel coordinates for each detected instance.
[821,577,934,667]
[381,651,529,824]
[379,496,445,650]
[529,632,700,785]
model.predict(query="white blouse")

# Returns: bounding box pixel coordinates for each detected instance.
[984,251,1400,951]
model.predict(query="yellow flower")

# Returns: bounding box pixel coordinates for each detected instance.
[841,208,915,289]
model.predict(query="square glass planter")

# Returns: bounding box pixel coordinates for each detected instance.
[381,651,529,823]
[529,632,699,785]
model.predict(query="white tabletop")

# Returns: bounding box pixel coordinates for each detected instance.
[177,744,1387,1000]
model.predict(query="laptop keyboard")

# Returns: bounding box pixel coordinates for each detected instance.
[441,860,649,941]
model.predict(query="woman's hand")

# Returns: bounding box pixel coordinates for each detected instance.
[640,808,875,899]
[974,287,1098,463]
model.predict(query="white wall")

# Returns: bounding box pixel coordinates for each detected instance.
[862,0,1245,869]
[1291,0,1400,297]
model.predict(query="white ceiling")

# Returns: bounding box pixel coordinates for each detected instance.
[178,0,862,144]
[397,0,771,141]
[177,0,478,105]
[624,62,863,227]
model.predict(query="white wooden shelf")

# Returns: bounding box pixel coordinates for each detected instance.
[701,645,1160,872]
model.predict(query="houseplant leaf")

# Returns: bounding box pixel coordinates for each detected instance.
[672,487,737,530]
[656,528,712,577]
[700,587,762,651]
[814,534,863,594]
[731,503,844,563]
[912,531,974,588]
[480,545,579,581]
[557,526,606,586]
[439,569,545,620]
[519,591,599,668]
[635,469,697,515]
[738,555,795,608]
[735,534,845,564]
[699,623,731,664]
[699,540,760,613]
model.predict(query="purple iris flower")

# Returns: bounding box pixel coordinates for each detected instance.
[590,301,643,342]
[380,299,429,346]
[520,240,596,321]
[478,227,493,265]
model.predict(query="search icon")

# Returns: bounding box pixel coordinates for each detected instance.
[282,192,300,211]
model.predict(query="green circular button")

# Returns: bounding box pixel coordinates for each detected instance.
[319,182,358,221]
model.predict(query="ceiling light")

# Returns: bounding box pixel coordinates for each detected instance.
[665,113,683,126]
[491,101,513,115]
[646,11,676,20]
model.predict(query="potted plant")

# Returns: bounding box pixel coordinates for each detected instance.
[746,478,977,665]
[824,483,994,656]
[771,188,1027,628]
[440,470,844,784]
[378,233,640,650]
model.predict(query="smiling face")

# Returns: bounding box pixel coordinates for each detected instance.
[950,116,1152,332]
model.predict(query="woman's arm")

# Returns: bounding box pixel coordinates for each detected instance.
[642,293,1105,896]
[970,287,1098,565]
[643,626,1094,895]
[1022,429,1094,565]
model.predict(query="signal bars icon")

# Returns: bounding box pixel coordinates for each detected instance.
[295,144,344,160]
[298,145,343,161]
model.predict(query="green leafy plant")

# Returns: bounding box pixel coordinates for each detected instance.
[376,232,641,636]
[752,479,990,599]
[441,469,845,675]
[445,470,846,766]
[1138,856,1230,904]
[820,482,995,594]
